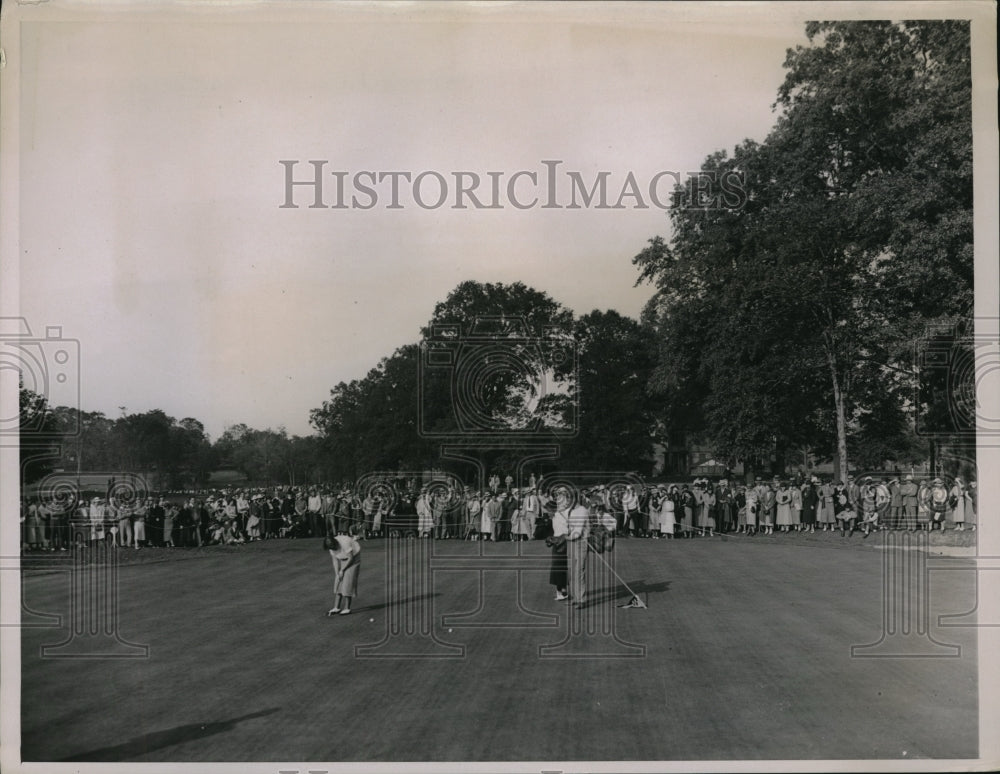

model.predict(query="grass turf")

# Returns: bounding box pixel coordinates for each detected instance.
[19,533,978,762]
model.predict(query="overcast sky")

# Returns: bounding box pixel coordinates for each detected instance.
[13,3,818,439]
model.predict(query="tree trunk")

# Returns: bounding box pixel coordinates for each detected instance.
[774,442,787,478]
[826,348,849,484]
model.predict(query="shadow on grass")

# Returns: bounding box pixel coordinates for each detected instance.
[575,580,672,609]
[344,591,441,616]
[60,707,280,761]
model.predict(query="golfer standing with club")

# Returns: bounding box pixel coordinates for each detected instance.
[326,532,362,616]
[547,499,569,601]
[559,487,590,608]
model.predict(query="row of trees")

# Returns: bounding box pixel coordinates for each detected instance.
[18,388,322,489]
[308,281,665,481]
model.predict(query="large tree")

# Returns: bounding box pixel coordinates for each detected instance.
[418,280,576,439]
[311,280,579,482]
[636,20,972,479]
[555,309,663,471]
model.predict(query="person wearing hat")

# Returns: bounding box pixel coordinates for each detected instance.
[622,484,640,537]
[875,478,891,533]
[732,484,746,533]
[236,490,251,536]
[915,477,932,531]
[305,488,321,539]
[175,497,194,547]
[481,492,500,541]
[557,487,590,607]
[715,479,733,534]
[789,479,803,532]
[846,475,861,524]
[949,476,968,531]
[743,482,758,536]
[279,489,295,537]
[522,487,541,539]
[499,490,517,541]
[291,490,308,534]
[24,498,45,551]
[858,477,879,538]
[510,489,529,541]
[334,491,352,537]
[887,477,902,531]
[415,488,432,538]
[900,474,919,531]
[680,484,695,538]
[131,498,148,549]
[966,480,978,532]
[929,477,949,530]
[245,495,262,541]
[85,497,102,545]
[446,487,465,539]
[646,486,661,538]
[776,480,792,533]
[431,488,449,540]
[833,481,855,537]
[161,499,177,547]
[464,488,481,540]
[547,490,570,600]
[659,486,677,538]
[192,497,207,547]
[799,477,817,533]
[700,480,717,537]
[760,479,776,536]
[861,476,889,537]
[816,477,835,530]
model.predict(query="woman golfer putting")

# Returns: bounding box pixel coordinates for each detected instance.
[325,532,361,616]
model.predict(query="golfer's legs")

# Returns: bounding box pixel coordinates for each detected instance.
[568,539,587,603]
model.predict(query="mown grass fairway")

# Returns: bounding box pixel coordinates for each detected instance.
[20,534,977,762]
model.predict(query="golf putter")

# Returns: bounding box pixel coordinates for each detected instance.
[591,549,649,610]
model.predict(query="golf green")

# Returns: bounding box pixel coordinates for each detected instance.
[19,534,978,762]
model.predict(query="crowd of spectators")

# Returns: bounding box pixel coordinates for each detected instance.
[19,470,977,552]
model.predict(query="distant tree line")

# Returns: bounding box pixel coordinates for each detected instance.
[18,387,322,489]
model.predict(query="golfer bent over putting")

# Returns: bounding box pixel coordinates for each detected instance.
[557,488,590,608]
[326,533,361,616]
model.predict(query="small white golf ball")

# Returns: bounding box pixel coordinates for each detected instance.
[369,617,374,622]
[448,628,453,633]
